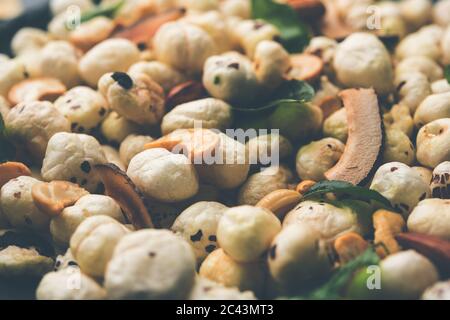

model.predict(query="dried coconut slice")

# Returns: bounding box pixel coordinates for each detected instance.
[31,181,89,217]
[165,81,207,111]
[94,163,154,229]
[70,17,116,51]
[324,88,383,185]
[320,0,354,39]
[289,53,323,82]
[112,8,185,47]
[0,162,31,188]
[145,128,220,163]
[287,0,326,22]
[8,78,66,105]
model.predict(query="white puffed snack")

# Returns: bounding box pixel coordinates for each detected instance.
[161,98,233,135]
[196,133,250,189]
[253,40,291,89]
[41,132,107,193]
[153,22,217,75]
[128,61,186,93]
[203,52,259,104]
[407,198,450,240]
[70,215,130,278]
[50,194,126,247]
[370,162,430,216]
[0,59,28,97]
[395,56,443,82]
[268,224,332,293]
[119,134,154,167]
[296,138,345,181]
[0,176,50,232]
[382,129,415,166]
[79,39,140,87]
[6,101,70,162]
[416,118,450,168]
[414,92,450,128]
[39,41,81,88]
[127,148,199,203]
[99,72,165,126]
[188,276,256,300]
[333,33,394,95]
[55,86,108,133]
[11,27,50,56]
[283,200,366,239]
[395,72,431,114]
[217,205,281,262]
[101,111,141,145]
[172,201,228,263]
[36,268,106,300]
[238,166,293,206]
[380,250,438,299]
[105,229,196,299]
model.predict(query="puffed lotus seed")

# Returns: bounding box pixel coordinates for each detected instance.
[217,205,281,263]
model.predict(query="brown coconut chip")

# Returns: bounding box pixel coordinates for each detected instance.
[31,181,89,217]
[145,128,220,163]
[112,8,185,47]
[94,163,154,229]
[165,81,207,111]
[396,233,450,277]
[289,53,324,82]
[0,162,31,188]
[324,88,383,185]
[8,78,66,105]
[287,0,326,22]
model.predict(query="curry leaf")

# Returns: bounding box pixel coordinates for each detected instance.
[251,0,310,53]
[80,0,125,23]
[445,65,450,84]
[302,180,393,209]
[304,248,380,300]
[232,80,314,113]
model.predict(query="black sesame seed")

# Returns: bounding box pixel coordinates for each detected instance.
[68,261,78,267]
[190,230,203,242]
[205,245,216,253]
[137,42,147,51]
[228,63,239,70]
[71,123,78,131]
[208,235,217,242]
[213,75,221,85]
[99,107,106,116]
[111,72,133,90]
[80,161,91,173]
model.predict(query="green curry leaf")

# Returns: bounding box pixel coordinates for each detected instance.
[302,180,393,209]
[251,0,310,53]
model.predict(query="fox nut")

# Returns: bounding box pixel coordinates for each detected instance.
[6,101,70,162]
[119,134,154,167]
[171,201,228,263]
[70,215,129,278]
[41,132,107,193]
[238,166,294,206]
[153,22,217,75]
[50,194,126,247]
[296,138,345,181]
[382,129,415,166]
[416,118,450,168]
[79,39,140,87]
[0,176,50,232]
[128,61,186,93]
[333,33,394,95]
[268,224,332,294]
[217,205,281,263]
[407,198,450,240]
[370,162,430,216]
[253,40,291,89]
[99,72,165,126]
[203,52,259,104]
[414,92,450,128]
[380,250,438,299]
[161,98,232,135]
[105,229,196,299]
[55,86,108,133]
[127,148,199,203]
